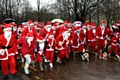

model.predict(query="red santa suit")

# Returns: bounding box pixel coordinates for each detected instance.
[56,28,71,63]
[0,24,17,76]
[44,33,55,67]
[108,32,119,56]
[89,23,97,52]
[96,20,108,53]
[71,23,81,52]
[17,32,35,74]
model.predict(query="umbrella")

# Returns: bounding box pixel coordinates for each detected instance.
[3,18,17,24]
[51,19,64,23]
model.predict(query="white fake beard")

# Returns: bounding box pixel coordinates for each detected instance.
[46,27,51,32]
[27,38,33,46]
[64,32,70,40]
[39,43,44,50]
[4,32,12,39]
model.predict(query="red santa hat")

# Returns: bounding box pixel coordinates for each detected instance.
[40,22,45,26]
[82,23,87,28]
[11,22,17,26]
[46,21,52,27]
[116,22,120,26]
[64,20,68,24]
[75,22,81,27]
[112,24,118,29]
[91,22,96,28]
[34,20,38,24]
[28,20,34,26]
[102,20,107,25]
[37,36,45,42]
[114,32,119,36]
[3,24,12,31]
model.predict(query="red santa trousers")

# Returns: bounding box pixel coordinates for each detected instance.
[30,51,35,61]
[16,49,21,59]
[79,44,84,52]
[108,45,119,55]
[97,39,105,53]
[58,49,66,61]
[45,51,54,63]
[1,56,17,75]
[89,41,96,51]
[65,47,69,59]
[36,53,42,62]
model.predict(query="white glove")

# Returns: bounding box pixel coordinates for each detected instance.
[59,42,63,46]
[38,50,43,55]
[16,52,18,54]
[0,49,5,55]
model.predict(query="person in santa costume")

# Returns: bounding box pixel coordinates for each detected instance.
[108,32,120,60]
[17,32,36,74]
[70,22,82,57]
[56,28,71,63]
[89,22,97,52]
[96,20,108,58]
[0,24,18,79]
[44,32,55,68]
[21,20,38,66]
[35,36,45,71]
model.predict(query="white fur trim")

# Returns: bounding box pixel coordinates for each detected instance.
[46,49,54,51]
[3,28,12,31]
[37,39,44,42]
[76,24,81,26]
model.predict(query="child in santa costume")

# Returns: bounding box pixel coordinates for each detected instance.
[44,32,55,68]
[18,32,35,74]
[56,28,71,63]
[35,36,45,71]
[108,32,120,60]
[0,24,18,79]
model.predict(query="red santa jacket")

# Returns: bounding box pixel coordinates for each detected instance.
[17,36,36,56]
[46,38,55,51]
[111,36,119,46]
[96,26,108,39]
[71,29,80,48]
[21,27,38,40]
[55,34,71,50]
[39,27,53,39]
[0,34,18,60]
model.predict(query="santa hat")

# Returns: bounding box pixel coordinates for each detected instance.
[75,22,81,27]
[11,22,17,26]
[46,21,52,26]
[3,24,12,31]
[40,22,45,26]
[34,20,38,24]
[82,23,87,28]
[112,24,118,29]
[64,20,68,24]
[91,22,96,28]
[28,20,34,26]
[36,24,41,29]
[102,20,107,25]
[116,22,120,26]
[114,32,119,36]
[27,32,34,39]
[37,36,45,42]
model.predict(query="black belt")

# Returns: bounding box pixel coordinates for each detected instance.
[1,46,12,49]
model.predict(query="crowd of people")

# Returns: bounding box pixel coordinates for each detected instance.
[0,19,120,79]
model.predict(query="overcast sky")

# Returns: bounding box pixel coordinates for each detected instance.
[28,0,56,9]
